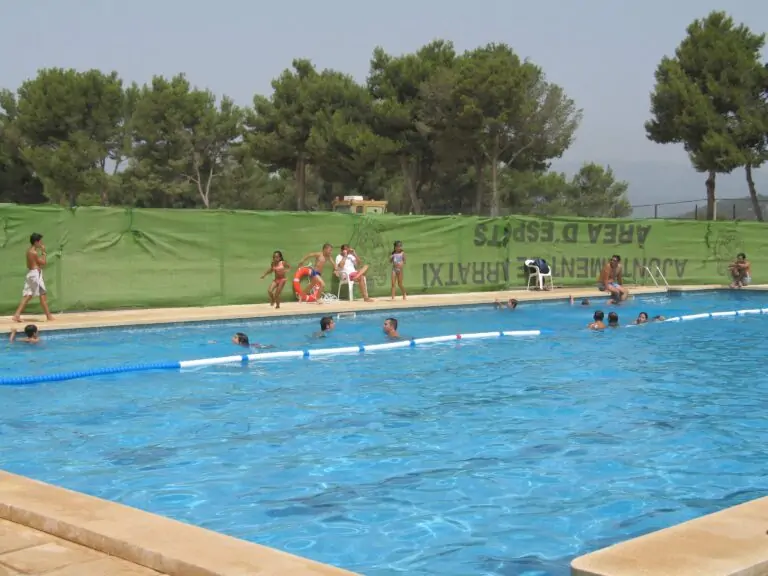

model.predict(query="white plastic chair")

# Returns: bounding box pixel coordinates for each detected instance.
[336,272,356,301]
[524,259,554,291]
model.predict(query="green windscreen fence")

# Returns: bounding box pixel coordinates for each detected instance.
[0,205,765,314]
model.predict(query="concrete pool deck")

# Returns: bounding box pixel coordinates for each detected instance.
[1,283,768,576]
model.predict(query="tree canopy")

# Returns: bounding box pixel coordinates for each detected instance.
[646,10,768,221]
[2,39,634,216]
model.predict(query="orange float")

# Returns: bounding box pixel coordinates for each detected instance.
[293,266,321,302]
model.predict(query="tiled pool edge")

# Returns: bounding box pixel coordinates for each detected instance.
[0,470,358,576]
[570,495,768,576]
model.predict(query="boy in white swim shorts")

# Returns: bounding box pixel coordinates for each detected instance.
[12,233,54,322]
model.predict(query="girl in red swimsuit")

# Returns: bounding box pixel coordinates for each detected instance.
[261,251,290,308]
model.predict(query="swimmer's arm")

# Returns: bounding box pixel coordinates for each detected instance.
[9,329,16,343]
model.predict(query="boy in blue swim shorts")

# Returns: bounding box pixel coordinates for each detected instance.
[298,243,336,298]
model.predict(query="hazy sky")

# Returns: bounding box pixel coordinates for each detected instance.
[2,0,767,169]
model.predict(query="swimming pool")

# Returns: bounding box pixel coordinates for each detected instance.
[2,290,768,575]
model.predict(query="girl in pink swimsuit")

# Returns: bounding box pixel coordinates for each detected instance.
[261,251,290,308]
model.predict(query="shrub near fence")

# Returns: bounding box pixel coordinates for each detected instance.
[0,205,766,314]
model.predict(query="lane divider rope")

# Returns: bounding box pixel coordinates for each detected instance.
[624,307,768,326]
[0,329,542,386]
[5,307,766,387]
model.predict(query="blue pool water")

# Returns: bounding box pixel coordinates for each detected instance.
[2,290,768,575]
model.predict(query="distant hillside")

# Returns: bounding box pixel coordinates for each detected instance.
[553,160,768,218]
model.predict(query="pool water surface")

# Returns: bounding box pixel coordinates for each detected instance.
[2,290,768,576]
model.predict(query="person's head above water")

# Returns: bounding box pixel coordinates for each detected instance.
[232,332,250,346]
[24,324,38,339]
[607,311,619,326]
[581,299,590,306]
[508,298,518,309]
[593,310,605,322]
[320,316,335,332]
[383,317,398,335]
[636,312,648,324]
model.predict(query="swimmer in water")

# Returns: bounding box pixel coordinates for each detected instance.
[494,298,518,310]
[231,333,274,349]
[9,324,40,343]
[383,317,402,339]
[261,250,290,309]
[569,296,591,306]
[588,310,606,331]
[635,312,649,324]
[651,315,666,322]
[314,316,335,338]
[607,311,619,328]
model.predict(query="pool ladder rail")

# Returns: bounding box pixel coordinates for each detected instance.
[643,265,670,288]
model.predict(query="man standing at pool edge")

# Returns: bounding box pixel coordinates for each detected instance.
[12,233,54,323]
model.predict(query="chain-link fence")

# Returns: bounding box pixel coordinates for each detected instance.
[631,198,768,220]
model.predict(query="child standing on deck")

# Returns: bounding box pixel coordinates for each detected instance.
[261,251,290,308]
[390,241,407,300]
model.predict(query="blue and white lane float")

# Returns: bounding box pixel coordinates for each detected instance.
[663,307,768,322]
[621,307,768,327]
[0,329,541,386]
[4,307,767,386]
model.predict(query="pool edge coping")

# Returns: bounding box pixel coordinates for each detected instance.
[4,283,761,336]
[570,495,768,576]
[0,469,359,576]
